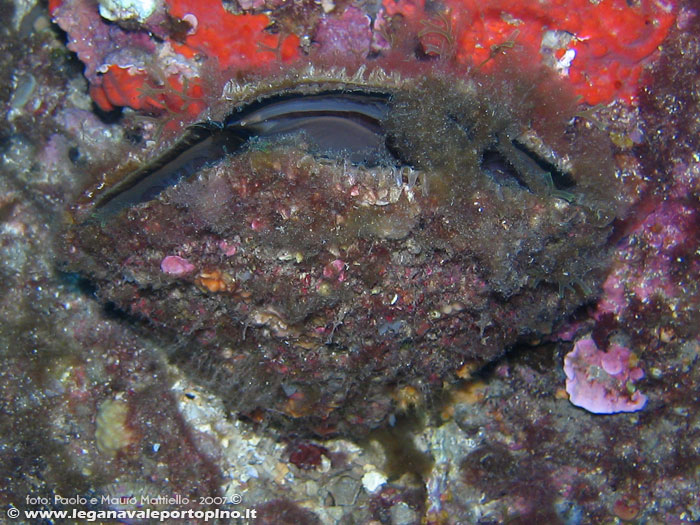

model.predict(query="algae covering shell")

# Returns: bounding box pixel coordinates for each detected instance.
[63,65,630,436]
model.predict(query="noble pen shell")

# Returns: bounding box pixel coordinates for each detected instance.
[64,71,628,436]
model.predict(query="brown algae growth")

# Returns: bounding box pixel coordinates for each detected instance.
[62,66,631,436]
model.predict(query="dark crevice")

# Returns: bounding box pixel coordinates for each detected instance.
[446,113,474,140]
[56,270,97,297]
[103,300,135,322]
[91,101,124,124]
[512,139,576,190]
[480,148,531,190]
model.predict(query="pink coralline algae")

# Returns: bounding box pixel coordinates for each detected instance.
[313,7,373,58]
[564,337,647,414]
[160,255,195,276]
[52,0,156,85]
[218,241,238,257]
[596,196,698,317]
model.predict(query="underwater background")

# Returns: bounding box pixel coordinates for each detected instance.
[1,0,698,523]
